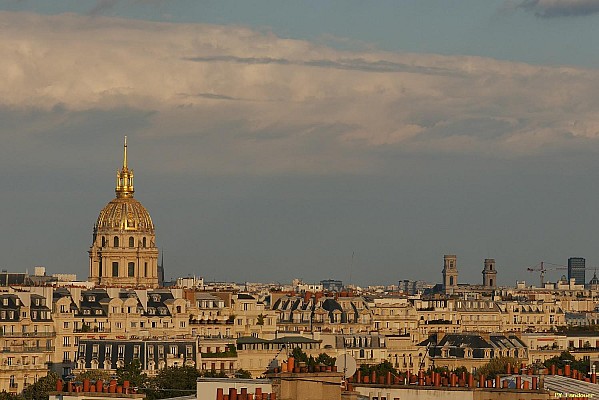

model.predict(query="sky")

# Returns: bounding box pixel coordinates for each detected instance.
[2,0,599,287]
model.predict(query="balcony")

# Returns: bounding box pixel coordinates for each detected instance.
[0,332,55,338]
[424,319,453,325]
[0,364,47,371]
[0,346,55,353]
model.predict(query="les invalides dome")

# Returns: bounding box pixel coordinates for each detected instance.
[88,137,160,288]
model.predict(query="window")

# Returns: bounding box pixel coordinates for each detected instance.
[142,237,147,247]
[144,263,148,277]
[63,322,69,329]
[63,351,70,362]
[113,236,119,247]
[129,237,135,248]
[112,262,119,277]
[63,337,70,346]
[128,262,135,277]
[101,236,106,247]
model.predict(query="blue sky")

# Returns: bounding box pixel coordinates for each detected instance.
[2,1,599,286]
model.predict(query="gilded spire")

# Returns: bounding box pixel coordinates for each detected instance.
[115,136,134,198]
[123,135,128,171]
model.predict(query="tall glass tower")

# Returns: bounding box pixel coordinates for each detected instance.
[567,257,586,286]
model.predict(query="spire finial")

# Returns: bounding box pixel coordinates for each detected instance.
[123,135,128,170]
[115,137,134,198]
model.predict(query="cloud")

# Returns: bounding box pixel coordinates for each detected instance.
[517,0,599,17]
[2,11,599,176]
[89,0,119,16]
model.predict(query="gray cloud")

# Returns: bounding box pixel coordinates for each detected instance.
[185,55,457,76]
[518,0,599,17]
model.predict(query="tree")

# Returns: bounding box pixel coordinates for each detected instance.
[235,369,252,379]
[477,357,519,378]
[544,351,589,374]
[257,314,265,326]
[75,370,111,382]
[22,372,59,400]
[147,366,201,400]
[116,360,148,389]
[290,347,336,368]
[315,353,336,367]
[0,392,24,400]
[358,361,398,378]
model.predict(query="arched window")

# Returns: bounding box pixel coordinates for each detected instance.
[490,278,494,287]
[128,262,135,277]
[112,262,119,277]
[449,276,454,286]
[101,236,106,247]
[129,237,135,248]
[142,237,147,248]
[113,236,119,247]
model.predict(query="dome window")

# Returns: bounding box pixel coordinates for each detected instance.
[101,237,106,247]
[129,237,135,248]
[143,237,147,248]
[113,236,119,248]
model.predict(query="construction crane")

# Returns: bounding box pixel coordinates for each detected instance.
[526,261,567,287]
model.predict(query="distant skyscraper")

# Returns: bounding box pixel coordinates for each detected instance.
[568,257,585,285]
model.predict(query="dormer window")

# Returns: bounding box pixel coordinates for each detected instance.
[83,309,91,315]
[2,299,7,306]
[88,296,95,302]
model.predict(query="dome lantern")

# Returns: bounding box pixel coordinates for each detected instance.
[115,136,134,198]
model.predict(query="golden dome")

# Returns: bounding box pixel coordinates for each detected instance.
[96,197,155,233]
[95,136,154,233]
